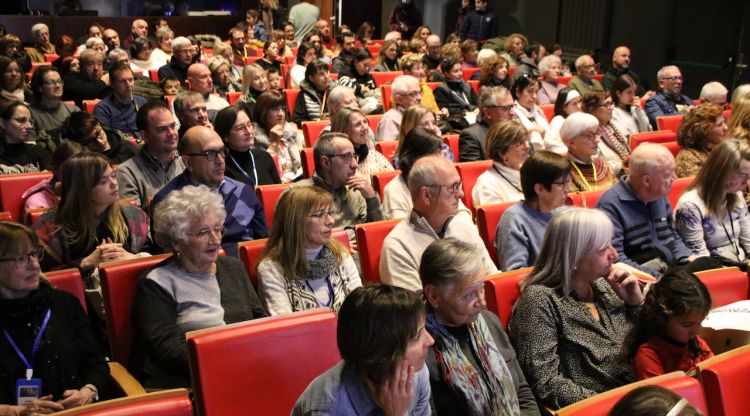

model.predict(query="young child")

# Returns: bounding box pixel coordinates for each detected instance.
[160,75,181,97]
[625,269,714,379]
[266,68,282,93]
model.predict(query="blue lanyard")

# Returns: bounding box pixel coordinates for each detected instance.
[3,308,51,379]
[229,151,258,187]
[305,278,334,308]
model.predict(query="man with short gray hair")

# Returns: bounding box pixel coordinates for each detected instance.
[645,65,693,129]
[62,49,108,107]
[423,35,442,71]
[699,81,728,107]
[567,54,604,96]
[173,90,211,138]
[459,86,515,161]
[157,36,192,84]
[376,75,422,141]
[27,23,56,63]
[380,156,497,291]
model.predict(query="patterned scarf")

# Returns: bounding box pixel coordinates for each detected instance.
[284,245,353,313]
[425,312,520,415]
[599,123,630,160]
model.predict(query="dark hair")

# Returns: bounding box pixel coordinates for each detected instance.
[520,151,571,202]
[60,56,78,77]
[262,39,277,57]
[159,74,180,91]
[581,91,607,114]
[352,48,371,63]
[296,42,314,66]
[440,57,461,75]
[0,56,26,93]
[130,36,151,59]
[610,74,638,106]
[335,29,354,46]
[245,9,260,19]
[610,386,703,416]
[50,140,84,176]
[0,101,29,121]
[524,41,542,57]
[553,88,577,117]
[62,111,99,144]
[252,91,285,131]
[623,269,712,362]
[305,59,328,80]
[356,21,374,43]
[136,100,170,131]
[337,284,424,385]
[108,61,132,82]
[30,66,61,96]
[398,127,442,180]
[213,105,245,140]
[510,73,540,100]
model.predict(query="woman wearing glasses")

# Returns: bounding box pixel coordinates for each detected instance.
[257,186,361,315]
[252,91,303,183]
[132,185,267,388]
[675,103,729,178]
[582,92,630,176]
[0,102,51,174]
[675,139,750,269]
[330,107,392,177]
[214,105,280,187]
[472,120,530,206]
[0,222,109,414]
[29,66,80,138]
[62,111,137,164]
[560,112,616,192]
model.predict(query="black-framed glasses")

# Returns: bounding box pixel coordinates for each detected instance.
[486,104,515,112]
[43,79,63,87]
[427,180,463,194]
[187,226,226,241]
[184,147,228,161]
[0,247,43,267]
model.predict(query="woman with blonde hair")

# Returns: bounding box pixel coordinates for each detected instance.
[675,103,729,177]
[257,186,361,315]
[394,104,451,166]
[675,138,750,267]
[509,207,643,409]
[373,39,400,72]
[478,53,510,92]
[238,63,269,115]
[727,96,750,142]
[330,107,392,176]
[500,33,528,68]
[472,120,531,205]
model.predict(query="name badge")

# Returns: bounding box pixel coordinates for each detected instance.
[16,377,42,405]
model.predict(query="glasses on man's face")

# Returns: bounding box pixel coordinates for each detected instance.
[328,152,356,163]
[487,104,515,112]
[184,147,228,161]
[309,209,337,219]
[399,90,421,98]
[188,226,226,241]
[0,247,43,268]
[428,180,463,195]
[43,79,63,87]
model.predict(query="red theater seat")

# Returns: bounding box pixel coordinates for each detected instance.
[468,80,479,95]
[0,211,11,221]
[656,114,684,133]
[255,183,289,229]
[84,99,101,114]
[540,104,555,123]
[283,88,300,113]
[25,207,48,225]
[355,219,402,283]
[667,176,693,208]
[662,141,681,157]
[694,267,749,308]
[475,201,516,263]
[366,114,383,132]
[443,134,460,160]
[187,309,340,416]
[462,67,480,81]
[45,268,87,313]
[567,187,611,208]
[300,147,315,178]
[698,345,750,416]
[381,84,393,111]
[558,75,574,86]
[0,171,53,222]
[371,71,402,86]
[375,141,398,164]
[483,268,532,328]
[54,389,192,416]
[302,120,331,147]
[227,91,241,105]
[455,160,493,215]
[371,170,400,200]
[629,130,677,150]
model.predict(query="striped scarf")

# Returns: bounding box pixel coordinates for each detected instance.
[284,245,353,313]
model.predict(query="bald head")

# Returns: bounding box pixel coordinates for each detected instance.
[187,63,213,95]
[612,46,630,69]
[132,19,148,38]
[630,144,672,176]
[628,144,676,202]
[181,126,226,188]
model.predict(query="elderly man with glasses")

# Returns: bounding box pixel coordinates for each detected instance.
[459,86,516,161]
[375,75,423,141]
[568,54,604,96]
[645,65,694,129]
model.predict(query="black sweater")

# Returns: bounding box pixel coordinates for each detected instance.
[225,147,281,188]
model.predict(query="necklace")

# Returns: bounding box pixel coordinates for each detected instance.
[493,164,522,193]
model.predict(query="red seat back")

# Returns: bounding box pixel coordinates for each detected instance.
[558,75,574,86]
[238,239,268,290]
[300,147,315,178]
[662,141,681,157]
[366,45,382,59]
[540,103,555,123]
[255,183,289,230]
[227,91,241,105]
[656,114,684,133]
[302,120,331,148]
[149,69,159,82]
[44,54,60,63]
[484,269,532,328]
[468,80,479,94]
[667,176,693,208]
[187,309,340,416]
[629,130,677,150]
[283,88,300,114]
[0,211,11,221]
[375,141,398,164]
[475,202,516,263]
[84,99,100,113]
[355,219,402,283]
[0,171,53,222]
[381,84,393,111]
[100,254,171,366]
[371,170,401,200]
[54,388,193,416]
[462,67,480,81]
[694,267,750,308]
[371,71,402,86]
[567,187,611,208]
[592,74,604,82]
[366,114,383,132]
[45,268,87,313]
[455,160,493,214]
[244,56,262,65]
[25,207,49,225]
[443,134,460,160]
[698,345,750,416]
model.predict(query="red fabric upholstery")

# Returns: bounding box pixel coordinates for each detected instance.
[483,269,532,329]
[227,91,241,105]
[656,114,684,133]
[255,183,289,229]
[629,130,677,150]
[25,207,48,225]
[381,84,393,111]
[187,309,340,416]
[45,268,87,313]
[283,88,300,115]
[44,54,60,63]
[427,82,440,91]
[661,141,681,157]
[555,372,708,416]
[300,147,315,178]
[100,254,171,366]
[355,219,401,283]
[0,171,53,222]
[366,44,382,59]
[475,201,516,263]
[371,71,402,86]
[83,99,100,113]
[557,75,573,86]
[698,345,750,416]
[468,80,479,94]
[55,389,192,416]
[443,134,460,161]
[0,211,11,221]
[667,176,694,208]
[302,120,331,147]
[371,170,400,200]
[567,187,611,208]
[540,104,554,123]
[148,69,159,82]
[375,141,398,164]
[462,67,480,81]
[244,56,261,65]
[366,114,383,133]
[694,267,750,308]
[455,160,492,215]
[592,74,604,82]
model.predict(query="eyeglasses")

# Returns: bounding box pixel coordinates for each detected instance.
[328,152,356,162]
[231,122,254,133]
[43,79,63,86]
[399,90,421,98]
[184,148,228,161]
[662,76,682,82]
[599,101,614,108]
[187,226,226,240]
[310,209,337,219]
[427,180,463,194]
[10,117,32,125]
[486,104,515,112]
[0,247,43,268]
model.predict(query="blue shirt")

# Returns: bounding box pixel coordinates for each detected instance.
[93,94,149,138]
[152,172,269,256]
[292,361,431,416]
[496,202,555,271]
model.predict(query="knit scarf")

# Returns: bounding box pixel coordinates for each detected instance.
[569,156,613,192]
[425,312,520,416]
[306,245,337,280]
[284,245,352,313]
[598,123,630,160]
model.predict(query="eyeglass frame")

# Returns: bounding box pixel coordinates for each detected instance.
[326,152,356,163]
[0,247,44,268]
[426,180,463,195]
[183,147,228,162]
[187,225,226,240]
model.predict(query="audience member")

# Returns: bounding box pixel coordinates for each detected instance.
[609,385,703,416]
[133,185,268,388]
[728,96,750,141]
[102,28,121,53]
[23,140,83,212]
[253,92,304,182]
[373,40,400,72]
[150,27,174,70]
[129,37,156,72]
[246,9,267,42]
[460,39,479,69]
[421,238,540,415]
[611,74,652,138]
[257,40,282,72]
[499,33,527,68]
[422,34,442,72]
[289,0,320,43]
[29,66,79,138]
[699,81,728,107]
[92,63,148,138]
[152,126,269,256]
[283,21,298,49]
[293,59,336,124]
[26,23,56,63]
[459,0,496,43]
[400,54,447,119]
[173,90,211,137]
[459,86,515,161]
[316,19,335,51]
[512,74,549,150]
[561,112,616,191]
[568,54,604,96]
[582,91,629,175]
[376,75,422,141]
[292,285,433,415]
[116,101,185,209]
[238,64,269,116]
[380,156,496,291]
[675,103,728,177]
[388,0,424,39]
[543,88,581,153]
[331,108,392,177]
[157,36,193,85]
[0,56,30,107]
[472,120,531,206]
[290,42,316,88]
[208,56,240,100]
[187,63,230,113]
[63,112,137,164]
[0,34,31,73]
[0,102,51,174]
[123,19,149,52]
[61,49,108,108]
[478,53,510,92]
[434,57,478,129]
[602,46,648,96]
[338,48,382,114]
[536,54,564,105]
[260,0,289,31]
[393,106,448,165]
[511,42,545,83]
[645,65,693,129]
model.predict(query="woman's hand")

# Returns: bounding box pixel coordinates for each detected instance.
[269,124,284,142]
[605,265,644,306]
[438,107,449,119]
[57,388,94,409]
[7,396,64,415]
[373,360,414,416]
[632,96,642,108]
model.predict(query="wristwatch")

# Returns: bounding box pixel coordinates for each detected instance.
[82,384,99,402]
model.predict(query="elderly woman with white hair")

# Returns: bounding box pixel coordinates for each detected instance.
[537,55,565,105]
[561,112,617,192]
[509,207,644,409]
[150,27,174,69]
[132,185,268,388]
[420,238,540,415]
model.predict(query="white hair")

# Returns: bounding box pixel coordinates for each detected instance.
[85,37,105,49]
[391,75,419,96]
[476,49,497,67]
[31,23,49,37]
[559,112,599,143]
[700,81,728,102]
[172,36,192,51]
[574,54,592,69]
[732,84,750,108]
[328,86,356,112]
[153,185,227,250]
[384,31,402,41]
[656,65,680,80]
[538,54,561,75]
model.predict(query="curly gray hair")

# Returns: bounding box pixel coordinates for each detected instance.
[152,185,227,250]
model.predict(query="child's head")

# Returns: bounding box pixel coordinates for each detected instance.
[160,75,181,96]
[625,269,712,360]
[266,68,281,91]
